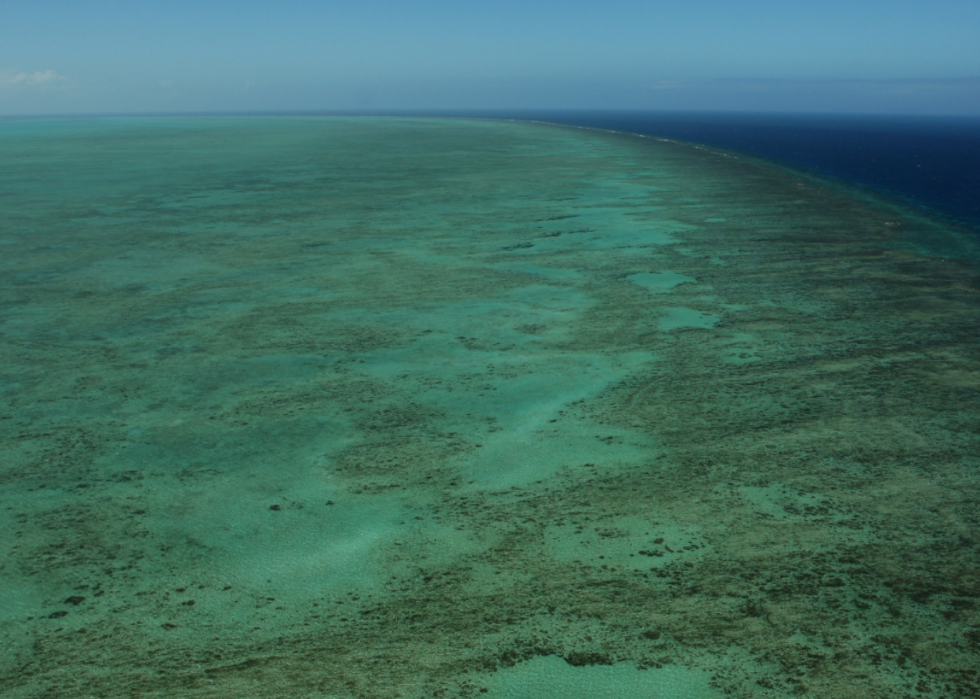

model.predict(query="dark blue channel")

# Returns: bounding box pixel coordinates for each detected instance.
[484,110,980,236]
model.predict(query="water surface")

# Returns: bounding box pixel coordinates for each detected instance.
[2,116,979,698]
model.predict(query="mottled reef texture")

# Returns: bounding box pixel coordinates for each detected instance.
[1,117,979,698]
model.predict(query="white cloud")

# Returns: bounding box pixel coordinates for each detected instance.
[0,69,65,89]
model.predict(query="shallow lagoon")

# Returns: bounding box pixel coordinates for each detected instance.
[1,117,979,698]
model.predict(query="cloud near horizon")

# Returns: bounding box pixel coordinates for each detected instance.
[0,69,65,89]
[625,76,980,114]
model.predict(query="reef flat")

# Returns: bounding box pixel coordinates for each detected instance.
[1,116,979,698]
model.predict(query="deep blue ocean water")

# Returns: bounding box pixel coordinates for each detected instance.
[485,111,980,236]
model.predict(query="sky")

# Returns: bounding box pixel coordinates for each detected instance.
[2,0,979,116]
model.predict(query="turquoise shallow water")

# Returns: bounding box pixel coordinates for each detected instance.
[1,116,979,698]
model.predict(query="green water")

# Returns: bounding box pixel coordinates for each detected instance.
[1,116,979,698]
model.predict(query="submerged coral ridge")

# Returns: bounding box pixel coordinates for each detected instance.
[1,117,979,698]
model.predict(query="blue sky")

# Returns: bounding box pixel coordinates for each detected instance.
[2,0,979,115]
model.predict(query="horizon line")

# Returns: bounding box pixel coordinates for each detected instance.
[4,108,980,121]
